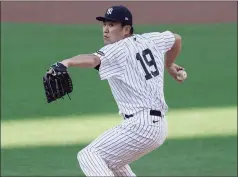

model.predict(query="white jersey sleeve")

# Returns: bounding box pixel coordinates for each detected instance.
[142,31,175,54]
[93,42,127,80]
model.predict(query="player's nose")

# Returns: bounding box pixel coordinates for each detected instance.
[103,26,109,33]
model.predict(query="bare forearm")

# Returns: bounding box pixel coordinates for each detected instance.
[165,34,182,68]
[60,54,101,68]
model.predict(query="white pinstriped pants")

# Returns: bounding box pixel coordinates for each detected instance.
[77,109,168,176]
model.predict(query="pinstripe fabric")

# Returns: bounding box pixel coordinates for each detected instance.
[77,109,168,176]
[94,31,175,115]
[112,165,136,177]
[77,31,174,176]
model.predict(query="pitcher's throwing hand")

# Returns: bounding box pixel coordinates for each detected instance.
[44,5,185,176]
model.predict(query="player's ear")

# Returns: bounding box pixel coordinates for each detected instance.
[123,25,131,35]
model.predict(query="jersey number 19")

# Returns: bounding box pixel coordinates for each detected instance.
[136,48,159,80]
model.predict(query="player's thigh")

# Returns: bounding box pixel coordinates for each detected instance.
[86,124,122,149]
[88,120,162,169]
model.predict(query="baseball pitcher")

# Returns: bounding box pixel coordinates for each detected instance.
[43,5,187,177]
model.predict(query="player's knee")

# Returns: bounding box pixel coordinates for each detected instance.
[77,148,87,165]
[77,147,94,165]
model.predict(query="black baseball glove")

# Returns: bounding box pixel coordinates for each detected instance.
[43,62,73,103]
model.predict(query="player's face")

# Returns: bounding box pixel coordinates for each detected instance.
[102,21,130,45]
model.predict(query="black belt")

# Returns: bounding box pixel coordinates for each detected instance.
[124,110,162,119]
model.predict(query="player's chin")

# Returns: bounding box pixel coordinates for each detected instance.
[104,39,117,45]
[104,40,111,45]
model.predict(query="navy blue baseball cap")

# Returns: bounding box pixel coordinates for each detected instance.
[96,5,133,26]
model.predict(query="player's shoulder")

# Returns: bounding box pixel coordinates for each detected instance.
[141,32,161,36]
[140,31,173,38]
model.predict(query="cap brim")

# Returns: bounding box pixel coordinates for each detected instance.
[96,16,119,22]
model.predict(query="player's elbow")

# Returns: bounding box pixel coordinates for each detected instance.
[174,33,181,43]
[171,33,182,49]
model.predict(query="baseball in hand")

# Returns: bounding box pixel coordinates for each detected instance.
[176,70,187,81]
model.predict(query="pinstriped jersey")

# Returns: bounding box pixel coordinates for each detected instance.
[94,31,175,115]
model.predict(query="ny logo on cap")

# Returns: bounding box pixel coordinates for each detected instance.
[107,8,113,15]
